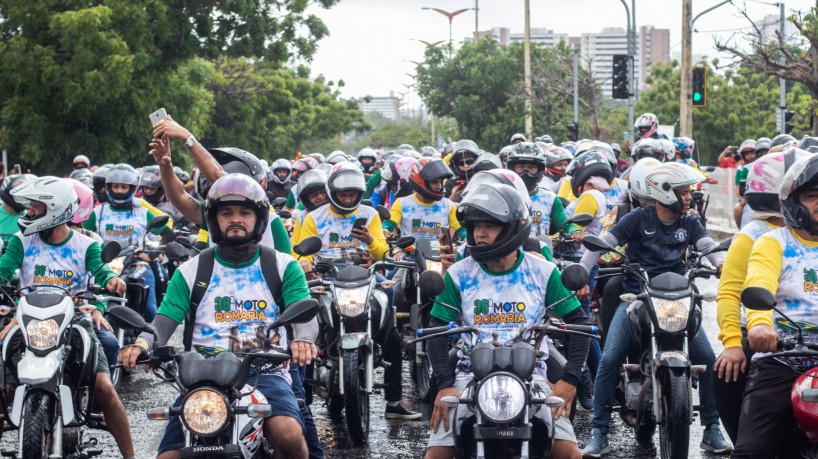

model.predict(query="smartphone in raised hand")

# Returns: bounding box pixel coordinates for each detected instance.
[149,108,168,126]
[350,217,368,236]
[440,225,453,254]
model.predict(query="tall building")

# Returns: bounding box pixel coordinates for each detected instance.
[580,27,641,99]
[359,93,401,122]
[754,13,798,46]
[508,28,569,47]
[640,25,669,87]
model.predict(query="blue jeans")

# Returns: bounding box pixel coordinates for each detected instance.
[94,327,119,368]
[133,263,157,323]
[565,256,601,377]
[290,362,324,459]
[591,301,720,433]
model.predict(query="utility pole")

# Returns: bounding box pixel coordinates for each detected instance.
[475,0,479,36]
[680,0,693,137]
[619,0,635,134]
[524,0,533,139]
[573,46,579,131]
[778,2,787,134]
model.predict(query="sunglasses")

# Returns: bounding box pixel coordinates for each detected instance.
[456,158,476,167]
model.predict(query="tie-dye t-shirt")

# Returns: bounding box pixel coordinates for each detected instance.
[296,204,387,264]
[529,186,556,238]
[431,251,580,379]
[384,195,460,241]
[88,202,155,248]
[157,248,310,356]
[0,230,116,298]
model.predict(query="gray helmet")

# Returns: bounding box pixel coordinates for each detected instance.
[457,183,531,263]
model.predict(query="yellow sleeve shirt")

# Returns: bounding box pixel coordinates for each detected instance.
[743,234,783,330]
[716,232,756,348]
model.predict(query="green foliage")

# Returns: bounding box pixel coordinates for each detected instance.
[0,0,347,173]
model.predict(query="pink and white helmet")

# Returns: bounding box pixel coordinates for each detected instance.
[745,148,811,213]
[394,157,419,197]
[67,178,95,224]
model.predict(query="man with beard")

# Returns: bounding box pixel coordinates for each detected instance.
[120,174,317,459]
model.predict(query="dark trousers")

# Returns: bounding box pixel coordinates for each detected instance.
[712,339,753,444]
[732,359,806,458]
[291,362,324,459]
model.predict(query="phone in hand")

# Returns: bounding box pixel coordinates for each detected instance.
[350,217,368,235]
[149,108,168,126]
[455,179,466,187]
[440,225,453,253]
[12,164,21,175]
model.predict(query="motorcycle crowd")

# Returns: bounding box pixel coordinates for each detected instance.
[0,110,816,459]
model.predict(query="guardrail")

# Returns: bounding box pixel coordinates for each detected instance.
[701,167,739,237]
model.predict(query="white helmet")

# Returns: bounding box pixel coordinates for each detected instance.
[644,163,705,214]
[628,157,663,203]
[12,177,79,236]
[462,169,532,209]
[270,158,292,185]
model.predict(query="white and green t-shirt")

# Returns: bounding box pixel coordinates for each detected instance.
[384,195,459,241]
[529,186,556,238]
[432,250,580,379]
[196,204,291,254]
[86,201,159,247]
[302,204,380,262]
[158,249,310,357]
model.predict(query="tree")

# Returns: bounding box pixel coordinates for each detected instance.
[0,0,339,172]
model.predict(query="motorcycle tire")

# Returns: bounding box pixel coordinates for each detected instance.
[21,392,54,459]
[343,349,370,445]
[328,392,344,420]
[634,379,656,444]
[659,369,690,459]
[411,349,434,402]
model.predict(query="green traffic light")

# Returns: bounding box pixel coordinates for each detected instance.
[693,92,702,102]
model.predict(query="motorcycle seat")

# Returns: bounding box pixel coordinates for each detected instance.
[179,351,242,388]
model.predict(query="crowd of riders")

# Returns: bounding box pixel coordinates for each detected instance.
[0,110,816,458]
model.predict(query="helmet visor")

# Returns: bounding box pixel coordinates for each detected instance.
[107,168,138,186]
[458,185,513,222]
[208,174,267,203]
[330,170,365,191]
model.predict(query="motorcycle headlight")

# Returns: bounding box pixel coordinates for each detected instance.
[336,285,368,317]
[425,260,443,274]
[26,319,59,350]
[108,257,125,276]
[652,297,691,333]
[181,388,230,437]
[477,374,527,423]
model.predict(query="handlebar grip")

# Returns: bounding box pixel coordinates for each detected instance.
[551,323,600,334]
[307,280,323,288]
[779,338,797,351]
[597,268,623,275]
[415,322,457,337]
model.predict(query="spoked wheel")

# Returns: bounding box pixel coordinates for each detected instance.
[342,349,370,445]
[659,369,690,459]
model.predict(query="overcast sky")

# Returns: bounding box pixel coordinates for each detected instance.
[305,0,816,104]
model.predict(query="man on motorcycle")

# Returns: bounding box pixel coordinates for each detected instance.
[424,183,590,459]
[293,162,421,420]
[83,163,172,323]
[577,162,731,456]
[445,139,481,202]
[119,174,318,459]
[0,176,134,458]
[269,158,295,201]
[139,165,184,223]
[733,153,818,457]
[0,174,34,246]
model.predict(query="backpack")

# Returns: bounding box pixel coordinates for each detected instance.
[184,245,283,351]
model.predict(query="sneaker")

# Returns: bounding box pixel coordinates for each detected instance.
[701,423,733,454]
[577,381,594,411]
[385,403,422,420]
[581,428,611,458]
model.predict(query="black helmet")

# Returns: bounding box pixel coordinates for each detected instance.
[0,174,35,213]
[92,164,111,203]
[195,148,266,199]
[510,133,526,144]
[780,153,818,235]
[139,165,164,205]
[507,142,546,189]
[297,169,329,212]
[205,174,270,246]
[451,139,481,179]
[456,184,531,263]
[105,164,139,208]
[566,151,613,198]
[472,153,502,173]
[326,162,366,214]
[771,133,797,149]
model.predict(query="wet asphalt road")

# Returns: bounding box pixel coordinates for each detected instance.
[0,276,730,459]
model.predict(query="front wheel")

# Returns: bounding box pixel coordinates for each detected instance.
[658,369,691,459]
[343,349,370,445]
[412,347,434,403]
[21,392,54,459]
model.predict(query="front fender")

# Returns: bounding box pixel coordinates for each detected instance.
[17,350,63,386]
[340,333,371,350]
[656,351,690,369]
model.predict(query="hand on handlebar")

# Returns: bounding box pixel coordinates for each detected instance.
[748,324,778,353]
[289,340,318,367]
[107,278,126,296]
[576,285,590,301]
[300,260,319,280]
[91,309,112,331]
[119,344,151,372]
[0,316,17,340]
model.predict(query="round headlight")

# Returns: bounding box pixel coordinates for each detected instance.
[477,374,527,423]
[181,388,230,437]
[425,260,443,274]
[653,297,691,333]
[26,319,59,350]
[336,285,368,317]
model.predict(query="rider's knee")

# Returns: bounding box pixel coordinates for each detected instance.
[265,415,306,451]
[424,446,456,459]
[551,439,581,459]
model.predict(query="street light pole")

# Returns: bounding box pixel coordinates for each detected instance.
[779,2,787,134]
[619,0,634,135]
[422,7,472,55]
[524,0,533,139]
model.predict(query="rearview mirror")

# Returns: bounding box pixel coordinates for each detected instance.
[148,215,170,231]
[164,242,187,261]
[741,286,776,311]
[704,166,716,173]
[269,298,319,329]
[568,213,593,228]
[375,205,391,222]
[107,305,156,336]
[396,236,416,249]
[581,235,615,253]
[278,210,292,219]
[691,191,704,201]
[293,236,323,257]
[272,197,287,208]
[419,270,445,298]
[561,264,589,291]
[101,240,123,264]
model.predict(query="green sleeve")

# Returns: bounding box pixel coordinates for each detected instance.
[83,210,96,232]
[296,201,304,211]
[550,196,577,235]
[270,217,292,253]
[454,251,463,262]
[735,167,747,185]
[454,227,466,241]
[84,242,117,313]
[285,191,296,209]
[156,269,191,324]
[364,169,382,199]
[547,268,581,317]
[281,260,311,306]
[541,244,553,262]
[382,220,397,232]
[431,272,462,323]
[145,210,166,235]
[0,235,23,283]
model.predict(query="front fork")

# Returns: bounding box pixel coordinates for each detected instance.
[650,324,700,424]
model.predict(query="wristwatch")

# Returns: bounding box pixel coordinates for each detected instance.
[183,133,196,148]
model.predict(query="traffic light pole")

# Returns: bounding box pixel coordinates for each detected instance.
[779,1,787,134]
[619,0,634,134]
[681,0,692,137]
